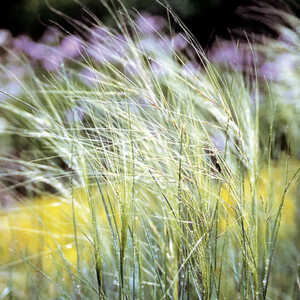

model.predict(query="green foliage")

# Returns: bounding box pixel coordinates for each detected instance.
[0,3,299,299]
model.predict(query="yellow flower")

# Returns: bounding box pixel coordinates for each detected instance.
[0,160,298,289]
[220,158,299,238]
[0,184,123,284]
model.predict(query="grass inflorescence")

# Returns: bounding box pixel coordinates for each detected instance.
[0,2,299,299]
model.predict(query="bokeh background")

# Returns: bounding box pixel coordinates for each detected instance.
[0,1,299,298]
[1,0,299,48]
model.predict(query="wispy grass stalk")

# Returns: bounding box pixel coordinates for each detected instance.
[0,2,299,299]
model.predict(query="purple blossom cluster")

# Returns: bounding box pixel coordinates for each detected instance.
[0,12,197,134]
[0,12,192,95]
[209,41,259,72]
[12,31,82,71]
[209,24,300,157]
[209,35,299,83]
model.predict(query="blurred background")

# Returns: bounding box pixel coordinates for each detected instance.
[1,0,299,49]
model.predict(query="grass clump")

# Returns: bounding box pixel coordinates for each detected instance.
[0,2,299,299]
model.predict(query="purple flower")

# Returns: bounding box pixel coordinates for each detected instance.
[171,33,187,51]
[40,27,61,44]
[209,41,262,71]
[59,35,82,58]
[89,26,111,43]
[259,53,297,81]
[139,36,172,55]
[136,13,166,34]
[13,35,33,53]
[28,43,49,60]
[87,34,127,64]
[0,30,11,46]
[13,35,49,60]
[42,53,64,71]
[210,42,243,67]
[210,42,245,69]
[259,61,279,81]
[155,34,187,53]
